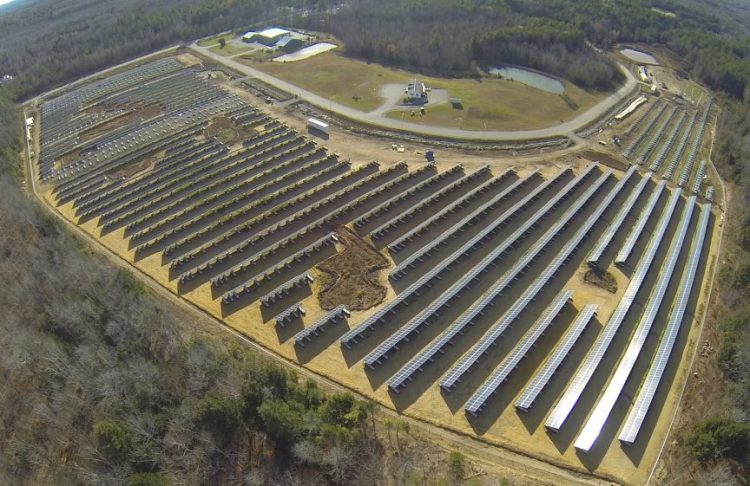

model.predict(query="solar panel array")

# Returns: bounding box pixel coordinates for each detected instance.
[340,165,579,350]
[575,195,696,451]
[546,188,682,432]
[586,166,644,267]
[615,179,667,265]
[441,169,621,392]
[389,172,541,279]
[387,170,515,253]
[35,55,720,466]
[464,290,572,415]
[619,201,712,445]
[516,304,598,412]
[362,167,589,368]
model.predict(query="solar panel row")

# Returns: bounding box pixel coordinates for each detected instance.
[294,305,350,347]
[615,179,667,265]
[587,168,648,268]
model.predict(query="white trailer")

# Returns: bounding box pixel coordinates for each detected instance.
[307,117,329,135]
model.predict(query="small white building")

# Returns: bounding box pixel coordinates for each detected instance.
[637,65,650,82]
[405,79,426,102]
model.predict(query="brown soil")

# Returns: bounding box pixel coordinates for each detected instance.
[79,101,163,142]
[315,226,389,311]
[206,115,266,146]
[580,150,629,171]
[54,149,82,169]
[583,269,618,293]
[109,155,158,180]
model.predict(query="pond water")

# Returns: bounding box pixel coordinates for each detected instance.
[620,48,659,65]
[488,66,565,94]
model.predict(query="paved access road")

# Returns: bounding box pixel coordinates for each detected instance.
[192,42,637,142]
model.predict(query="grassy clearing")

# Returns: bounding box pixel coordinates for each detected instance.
[251,52,411,111]
[208,42,255,57]
[197,33,231,47]
[251,51,607,128]
[388,77,606,130]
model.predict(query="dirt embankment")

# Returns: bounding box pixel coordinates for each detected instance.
[316,226,389,311]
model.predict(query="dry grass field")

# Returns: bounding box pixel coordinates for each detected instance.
[248,52,606,129]
[32,54,721,485]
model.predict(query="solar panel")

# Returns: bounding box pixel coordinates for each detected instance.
[619,201,712,445]
[587,168,648,267]
[440,169,621,392]
[615,179,667,265]
[464,290,572,415]
[545,188,682,432]
[389,171,542,279]
[516,305,598,412]
[387,169,514,252]
[575,195,696,452]
[363,166,597,368]
[705,186,715,202]
[354,165,439,229]
[274,303,305,327]
[340,166,577,350]
[365,170,585,367]
[294,305,350,346]
[370,165,481,240]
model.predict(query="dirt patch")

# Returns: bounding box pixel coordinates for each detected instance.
[206,116,240,144]
[54,148,82,170]
[583,269,618,293]
[316,226,389,311]
[580,150,629,171]
[205,116,260,145]
[109,154,159,180]
[79,101,164,142]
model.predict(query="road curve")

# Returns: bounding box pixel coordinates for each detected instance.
[192,42,637,142]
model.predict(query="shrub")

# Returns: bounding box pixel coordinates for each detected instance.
[128,473,170,486]
[686,418,750,461]
[194,393,241,441]
[447,451,466,484]
[258,399,305,447]
[93,420,133,459]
